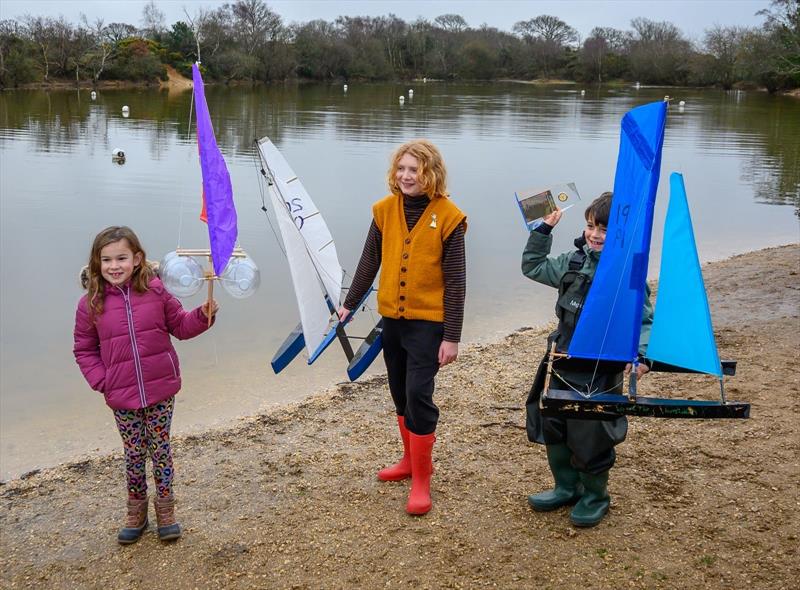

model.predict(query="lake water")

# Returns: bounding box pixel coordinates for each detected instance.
[1,82,797,479]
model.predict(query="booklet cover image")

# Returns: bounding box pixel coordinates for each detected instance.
[515,182,581,230]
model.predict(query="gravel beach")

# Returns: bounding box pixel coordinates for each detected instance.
[1,244,798,590]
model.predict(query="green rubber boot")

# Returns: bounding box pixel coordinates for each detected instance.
[528,444,583,511]
[570,471,610,527]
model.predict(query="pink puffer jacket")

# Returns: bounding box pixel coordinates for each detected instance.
[73,278,212,410]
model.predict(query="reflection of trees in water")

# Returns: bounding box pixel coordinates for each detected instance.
[0,88,188,160]
[205,83,602,153]
[0,90,91,151]
[2,86,797,214]
[693,89,799,214]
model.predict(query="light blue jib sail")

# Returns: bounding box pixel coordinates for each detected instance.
[568,100,667,362]
[646,173,722,376]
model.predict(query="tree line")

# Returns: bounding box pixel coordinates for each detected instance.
[1,0,797,92]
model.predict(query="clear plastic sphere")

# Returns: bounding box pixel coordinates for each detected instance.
[220,255,260,299]
[160,252,205,298]
[159,250,178,273]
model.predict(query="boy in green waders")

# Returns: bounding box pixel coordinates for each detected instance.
[521,192,653,527]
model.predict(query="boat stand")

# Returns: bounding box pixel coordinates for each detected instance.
[539,344,750,419]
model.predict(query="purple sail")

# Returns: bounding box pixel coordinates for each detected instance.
[192,63,237,276]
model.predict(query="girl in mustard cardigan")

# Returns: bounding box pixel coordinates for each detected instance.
[339,139,467,515]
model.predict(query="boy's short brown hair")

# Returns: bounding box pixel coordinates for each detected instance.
[584,191,612,226]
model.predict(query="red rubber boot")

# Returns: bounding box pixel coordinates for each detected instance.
[406,432,435,515]
[377,416,411,481]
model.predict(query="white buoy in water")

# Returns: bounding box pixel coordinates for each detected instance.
[112,148,126,164]
[580,89,585,96]
[399,96,405,104]
[423,77,427,83]
[343,84,348,92]
[635,81,641,89]
[679,100,685,107]
[122,105,129,113]
[90,91,97,100]
[408,89,414,96]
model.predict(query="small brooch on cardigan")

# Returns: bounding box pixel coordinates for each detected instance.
[429,213,438,229]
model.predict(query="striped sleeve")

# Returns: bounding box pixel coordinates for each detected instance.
[343,220,382,310]
[442,222,466,342]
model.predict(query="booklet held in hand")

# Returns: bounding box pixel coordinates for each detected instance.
[515,182,581,230]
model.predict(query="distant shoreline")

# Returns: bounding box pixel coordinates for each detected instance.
[7,75,799,98]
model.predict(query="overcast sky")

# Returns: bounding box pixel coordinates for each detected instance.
[0,0,772,41]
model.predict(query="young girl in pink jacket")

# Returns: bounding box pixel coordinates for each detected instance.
[73,226,217,544]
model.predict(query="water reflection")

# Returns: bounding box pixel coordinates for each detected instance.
[3,84,796,212]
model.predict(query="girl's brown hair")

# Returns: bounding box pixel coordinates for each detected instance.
[386,139,449,199]
[86,226,153,317]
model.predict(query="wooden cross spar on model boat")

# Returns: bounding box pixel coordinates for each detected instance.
[540,101,749,420]
[254,137,383,381]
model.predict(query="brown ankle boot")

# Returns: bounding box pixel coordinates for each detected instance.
[153,495,182,541]
[117,496,148,544]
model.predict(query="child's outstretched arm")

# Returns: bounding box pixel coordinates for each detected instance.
[73,301,107,393]
[160,281,216,340]
[521,209,573,288]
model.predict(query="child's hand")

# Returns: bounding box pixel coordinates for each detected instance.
[624,362,650,381]
[201,299,219,318]
[337,307,351,323]
[542,208,563,227]
[438,341,459,367]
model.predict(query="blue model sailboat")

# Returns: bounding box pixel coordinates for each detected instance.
[541,101,749,419]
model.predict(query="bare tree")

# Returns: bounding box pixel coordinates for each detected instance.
[105,22,137,45]
[757,0,800,75]
[22,15,55,80]
[434,14,468,34]
[513,15,578,78]
[703,25,747,88]
[141,0,166,39]
[230,0,282,55]
[80,16,115,82]
[513,15,578,46]
[581,26,630,83]
[628,18,692,84]
[589,27,629,53]
[183,7,211,62]
[49,16,75,77]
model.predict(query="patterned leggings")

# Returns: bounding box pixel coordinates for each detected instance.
[113,397,175,499]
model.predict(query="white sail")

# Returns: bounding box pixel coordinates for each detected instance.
[256,137,343,355]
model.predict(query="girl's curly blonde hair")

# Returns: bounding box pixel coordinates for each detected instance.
[86,226,153,318]
[386,139,449,199]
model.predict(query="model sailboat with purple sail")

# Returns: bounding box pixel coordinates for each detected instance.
[540,100,749,420]
[160,63,260,308]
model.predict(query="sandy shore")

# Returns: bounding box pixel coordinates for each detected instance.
[1,244,798,589]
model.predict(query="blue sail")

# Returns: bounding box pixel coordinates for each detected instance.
[646,173,722,376]
[568,101,667,362]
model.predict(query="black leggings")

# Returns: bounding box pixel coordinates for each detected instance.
[382,317,443,435]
